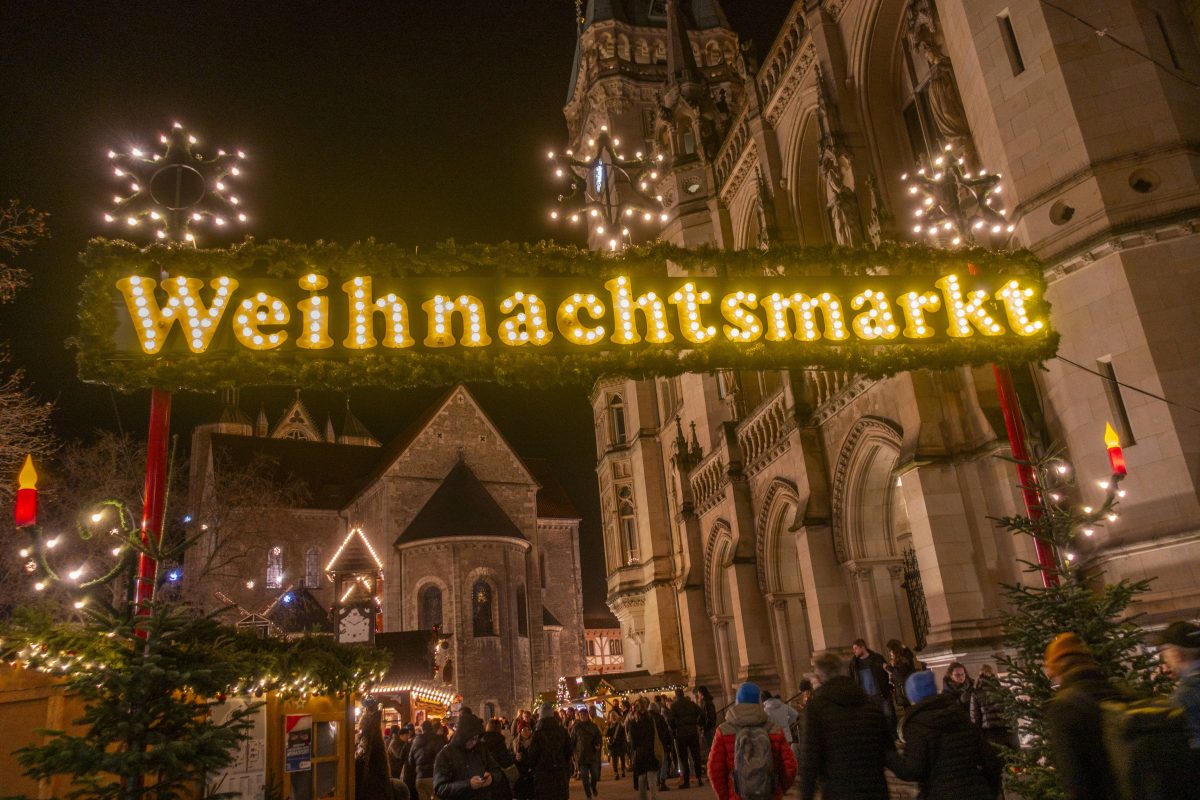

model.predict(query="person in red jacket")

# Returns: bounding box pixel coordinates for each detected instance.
[707,682,796,800]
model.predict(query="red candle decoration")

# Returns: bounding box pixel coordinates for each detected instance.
[1105,422,1127,477]
[14,454,37,528]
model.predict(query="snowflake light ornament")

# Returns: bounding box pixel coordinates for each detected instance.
[104,121,247,244]
[546,126,665,251]
[904,144,1014,246]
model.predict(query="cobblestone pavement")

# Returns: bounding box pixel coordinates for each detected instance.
[568,766,716,800]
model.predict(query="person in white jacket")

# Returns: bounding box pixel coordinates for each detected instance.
[762,691,801,767]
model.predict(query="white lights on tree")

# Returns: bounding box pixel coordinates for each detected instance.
[903,144,1014,246]
[546,126,663,251]
[104,121,247,245]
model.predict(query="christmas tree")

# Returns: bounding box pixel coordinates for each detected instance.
[989,445,1170,800]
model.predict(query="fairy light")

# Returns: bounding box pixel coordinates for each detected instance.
[896,291,940,338]
[850,290,899,340]
[325,527,384,574]
[341,277,415,350]
[103,122,248,244]
[721,291,762,342]
[997,280,1044,336]
[115,275,237,354]
[605,276,673,344]
[297,274,333,350]
[546,129,664,249]
[903,146,1014,247]
[935,275,1004,337]
[556,293,606,344]
[667,283,717,343]
[499,291,554,346]
[233,291,290,351]
[762,292,848,342]
[421,294,491,348]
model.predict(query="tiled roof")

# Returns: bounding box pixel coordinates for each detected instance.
[525,458,580,520]
[210,433,381,510]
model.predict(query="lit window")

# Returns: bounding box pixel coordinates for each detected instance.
[419,584,443,630]
[618,487,638,563]
[266,546,283,589]
[609,395,627,446]
[303,547,320,588]
[472,580,495,637]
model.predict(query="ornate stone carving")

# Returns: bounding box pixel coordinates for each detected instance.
[906,0,972,154]
[830,417,904,563]
[754,478,801,595]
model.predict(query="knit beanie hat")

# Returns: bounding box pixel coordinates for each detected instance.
[905,670,937,705]
[735,682,761,704]
[539,702,556,720]
[1044,632,1095,677]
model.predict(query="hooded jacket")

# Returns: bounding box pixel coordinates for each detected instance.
[707,703,796,800]
[410,720,449,780]
[887,693,999,800]
[526,714,572,800]
[433,713,508,800]
[627,708,671,774]
[799,675,894,800]
[1045,666,1129,800]
[763,698,799,744]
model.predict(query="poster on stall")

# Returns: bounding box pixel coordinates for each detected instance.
[284,714,313,773]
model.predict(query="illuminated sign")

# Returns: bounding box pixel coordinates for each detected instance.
[76,241,1056,391]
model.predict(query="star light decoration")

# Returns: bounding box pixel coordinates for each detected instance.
[903,144,1015,246]
[546,126,666,251]
[104,121,247,244]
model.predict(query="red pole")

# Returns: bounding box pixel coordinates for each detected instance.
[135,387,173,613]
[992,364,1058,588]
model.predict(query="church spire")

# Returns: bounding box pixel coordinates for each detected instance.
[665,0,704,95]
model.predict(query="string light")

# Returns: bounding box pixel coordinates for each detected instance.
[499,292,554,346]
[103,122,247,245]
[720,291,762,342]
[605,276,672,344]
[421,295,492,347]
[903,145,1014,247]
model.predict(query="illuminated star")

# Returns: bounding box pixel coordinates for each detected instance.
[905,145,1014,246]
[105,122,247,245]
[546,127,664,251]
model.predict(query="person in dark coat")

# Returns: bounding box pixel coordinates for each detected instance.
[357,698,396,800]
[668,688,705,787]
[887,670,999,800]
[850,638,896,733]
[433,711,508,800]
[695,686,718,760]
[481,718,515,775]
[884,639,919,716]
[388,725,415,797]
[801,652,895,800]
[525,703,572,800]
[511,721,536,800]
[409,719,449,800]
[627,698,667,800]
[972,665,1016,750]
[941,662,980,723]
[605,707,629,779]
[572,707,603,797]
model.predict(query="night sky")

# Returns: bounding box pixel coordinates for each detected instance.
[0,2,793,614]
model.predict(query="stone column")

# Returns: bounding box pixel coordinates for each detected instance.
[712,618,734,704]
[795,523,857,653]
[769,598,797,695]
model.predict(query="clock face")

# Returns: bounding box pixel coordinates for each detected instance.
[685,180,701,194]
[339,607,371,644]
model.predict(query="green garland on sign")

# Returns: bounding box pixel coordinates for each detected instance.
[75,238,1057,392]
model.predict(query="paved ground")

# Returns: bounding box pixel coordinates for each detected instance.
[568,766,715,800]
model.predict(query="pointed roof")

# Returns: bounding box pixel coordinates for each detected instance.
[395,460,526,547]
[324,415,336,443]
[326,527,384,575]
[525,458,580,520]
[210,433,381,510]
[264,587,333,635]
[543,607,563,627]
[272,390,322,441]
[341,402,379,446]
[665,0,706,91]
[583,0,727,28]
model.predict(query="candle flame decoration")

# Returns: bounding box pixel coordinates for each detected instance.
[14,454,38,528]
[1103,422,1121,449]
[1104,421,1127,476]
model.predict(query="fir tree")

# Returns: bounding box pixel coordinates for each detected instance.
[988,449,1170,800]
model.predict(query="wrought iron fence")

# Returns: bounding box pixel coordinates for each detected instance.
[901,545,931,652]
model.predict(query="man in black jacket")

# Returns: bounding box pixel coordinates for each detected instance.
[433,713,507,800]
[410,720,449,800]
[849,638,896,733]
[667,688,705,788]
[801,651,895,800]
[526,703,573,800]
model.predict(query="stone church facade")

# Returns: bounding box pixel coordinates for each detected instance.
[570,0,1200,701]
[185,385,586,717]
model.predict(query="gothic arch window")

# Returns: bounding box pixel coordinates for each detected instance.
[472,579,496,637]
[515,585,528,637]
[617,34,630,61]
[635,39,650,64]
[266,546,283,589]
[419,584,443,630]
[618,486,639,564]
[608,395,627,446]
[303,546,320,588]
[285,429,308,440]
[653,39,667,64]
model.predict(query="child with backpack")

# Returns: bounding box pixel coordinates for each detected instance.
[707,683,796,800]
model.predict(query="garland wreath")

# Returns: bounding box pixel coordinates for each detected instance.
[75,237,1057,392]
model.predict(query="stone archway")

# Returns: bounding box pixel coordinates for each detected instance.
[705,523,739,703]
[833,418,917,651]
[756,480,812,695]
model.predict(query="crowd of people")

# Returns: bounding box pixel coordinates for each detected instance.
[355,620,1200,800]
